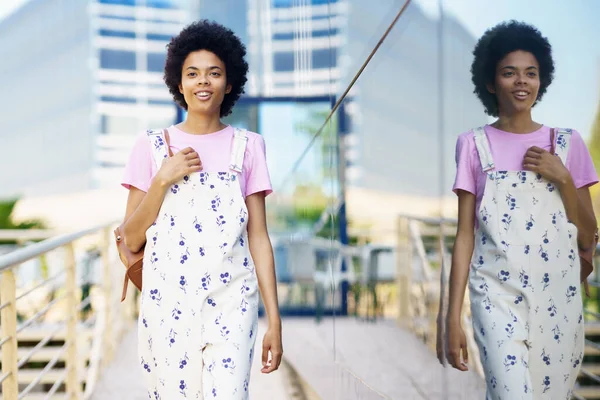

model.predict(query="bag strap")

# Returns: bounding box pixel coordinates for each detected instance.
[121,272,129,302]
[163,128,173,157]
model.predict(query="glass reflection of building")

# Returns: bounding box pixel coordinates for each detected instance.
[198,0,489,240]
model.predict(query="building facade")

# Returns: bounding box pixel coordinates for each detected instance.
[0,0,487,207]
[0,0,191,198]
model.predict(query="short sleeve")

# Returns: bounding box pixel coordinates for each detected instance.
[121,131,154,192]
[452,134,477,195]
[566,129,599,189]
[245,134,273,197]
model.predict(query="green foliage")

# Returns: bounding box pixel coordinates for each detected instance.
[0,198,46,244]
[588,103,600,173]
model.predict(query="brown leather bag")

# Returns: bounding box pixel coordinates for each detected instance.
[115,225,143,301]
[116,128,172,302]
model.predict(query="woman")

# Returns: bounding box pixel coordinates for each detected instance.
[443,20,598,398]
[120,20,283,399]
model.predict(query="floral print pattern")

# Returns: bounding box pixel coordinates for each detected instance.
[468,127,583,399]
[138,128,259,399]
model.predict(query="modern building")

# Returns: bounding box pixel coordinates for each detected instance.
[0,0,486,223]
[0,0,192,199]
[0,0,95,198]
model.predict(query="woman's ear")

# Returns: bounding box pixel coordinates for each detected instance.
[486,82,496,94]
[226,84,232,94]
[179,83,183,94]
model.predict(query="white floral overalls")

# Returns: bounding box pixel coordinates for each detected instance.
[469,127,584,399]
[138,128,259,400]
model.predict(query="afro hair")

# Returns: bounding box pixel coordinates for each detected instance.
[471,20,555,117]
[164,20,249,117]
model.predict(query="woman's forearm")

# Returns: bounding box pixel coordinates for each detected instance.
[575,187,598,251]
[123,178,169,252]
[249,234,280,326]
[447,232,474,324]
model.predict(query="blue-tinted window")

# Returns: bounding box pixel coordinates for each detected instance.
[100,96,136,103]
[148,99,175,106]
[273,52,295,72]
[99,14,135,21]
[98,0,179,7]
[100,49,136,70]
[273,0,337,7]
[99,0,135,5]
[145,0,179,8]
[147,33,173,41]
[273,28,338,41]
[313,28,337,38]
[312,48,336,69]
[147,53,166,72]
[99,29,135,39]
[273,32,294,41]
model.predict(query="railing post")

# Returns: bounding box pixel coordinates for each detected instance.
[65,243,81,399]
[1,268,18,400]
[396,216,413,329]
[101,227,114,365]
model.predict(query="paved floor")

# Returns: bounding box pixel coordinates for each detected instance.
[91,316,486,400]
[90,320,293,400]
[280,317,486,400]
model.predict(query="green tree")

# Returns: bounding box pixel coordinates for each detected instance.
[294,108,339,181]
[0,198,46,244]
[587,102,600,212]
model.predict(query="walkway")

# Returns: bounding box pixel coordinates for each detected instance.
[91,319,294,400]
[281,317,485,400]
[91,316,485,400]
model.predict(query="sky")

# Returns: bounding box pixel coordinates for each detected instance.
[416,0,600,139]
[0,0,29,20]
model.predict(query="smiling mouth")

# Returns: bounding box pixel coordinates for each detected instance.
[194,91,212,100]
[513,90,529,100]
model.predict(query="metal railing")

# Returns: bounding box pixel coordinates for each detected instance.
[0,222,137,400]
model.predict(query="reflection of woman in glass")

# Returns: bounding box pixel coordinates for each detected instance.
[120,20,282,399]
[443,21,598,398]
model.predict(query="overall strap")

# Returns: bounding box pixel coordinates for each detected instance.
[553,128,572,165]
[146,129,170,168]
[473,126,495,172]
[229,127,248,173]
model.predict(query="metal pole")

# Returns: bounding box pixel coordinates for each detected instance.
[437,1,449,399]
[336,98,349,316]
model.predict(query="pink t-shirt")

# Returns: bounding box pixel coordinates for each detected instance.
[121,124,273,198]
[452,125,598,215]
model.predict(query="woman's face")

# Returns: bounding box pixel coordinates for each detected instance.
[179,49,231,115]
[488,50,540,116]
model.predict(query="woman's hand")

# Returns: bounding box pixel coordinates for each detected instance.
[261,324,283,374]
[523,146,572,186]
[155,147,202,187]
[445,319,469,371]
